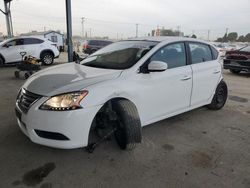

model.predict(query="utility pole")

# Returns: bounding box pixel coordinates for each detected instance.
[135,23,139,37]
[65,0,73,62]
[177,26,181,36]
[1,0,13,38]
[89,28,92,38]
[207,30,210,41]
[81,17,85,39]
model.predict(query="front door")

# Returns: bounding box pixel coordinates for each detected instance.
[0,39,23,63]
[134,42,192,124]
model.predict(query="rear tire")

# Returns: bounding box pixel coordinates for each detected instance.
[41,52,54,65]
[230,69,241,74]
[207,80,228,110]
[90,49,96,54]
[14,71,20,78]
[0,57,4,67]
[113,100,142,150]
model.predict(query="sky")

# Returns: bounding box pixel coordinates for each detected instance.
[0,0,250,40]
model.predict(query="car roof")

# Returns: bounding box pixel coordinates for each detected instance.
[126,36,209,44]
[88,39,113,42]
[5,36,46,41]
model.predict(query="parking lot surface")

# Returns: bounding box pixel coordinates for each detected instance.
[0,64,249,188]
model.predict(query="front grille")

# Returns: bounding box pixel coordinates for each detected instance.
[17,88,42,113]
[227,55,248,61]
[224,59,250,67]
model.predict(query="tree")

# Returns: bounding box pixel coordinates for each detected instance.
[222,33,228,42]
[227,32,238,42]
[191,34,197,38]
[237,35,245,42]
[216,38,223,42]
[245,33,250,42]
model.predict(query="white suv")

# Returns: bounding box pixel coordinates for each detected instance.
[0,36,60,66]
[15,37,228,151]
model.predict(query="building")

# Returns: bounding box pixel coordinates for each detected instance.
[151,28,184,37]
[21,30,64,51]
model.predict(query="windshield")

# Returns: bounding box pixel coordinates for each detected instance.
[81,40,158,70]
[239,45,250,52]
[0,38,11,46]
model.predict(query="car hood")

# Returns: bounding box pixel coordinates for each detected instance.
[23,63,122,96]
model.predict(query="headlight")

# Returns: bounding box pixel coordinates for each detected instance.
[40,91,88,111]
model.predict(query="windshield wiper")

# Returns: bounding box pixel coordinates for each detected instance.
[84,63,109,69]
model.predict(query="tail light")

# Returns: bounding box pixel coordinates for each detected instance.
[83,44,89,49]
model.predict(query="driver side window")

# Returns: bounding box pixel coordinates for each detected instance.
[150,43,186,69]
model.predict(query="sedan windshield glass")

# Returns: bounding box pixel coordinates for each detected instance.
[239,46,250,52]
[81,41,158,70]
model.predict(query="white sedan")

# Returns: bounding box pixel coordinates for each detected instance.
[15,37,228,151]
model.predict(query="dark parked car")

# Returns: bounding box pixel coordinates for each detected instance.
[223,45,250,74]
[82,40,113,54]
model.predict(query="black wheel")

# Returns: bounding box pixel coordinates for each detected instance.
[90,49,96,54]
[14,71,20,78]
[0,57,4,67]
[207,80,228,110]
[230,69,241,74]
[41,52,54,65]
[113,100,142,150]
[24,72,31,79]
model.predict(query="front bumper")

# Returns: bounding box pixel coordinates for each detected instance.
[15,97,101,149]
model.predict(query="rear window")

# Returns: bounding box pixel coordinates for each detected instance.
[211,45,219,59]
[23,38,44,45]
[189,43,213,64]
[88,40,99,45]
[88,40,112,46]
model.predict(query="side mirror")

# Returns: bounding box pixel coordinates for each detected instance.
[148,61,168,72]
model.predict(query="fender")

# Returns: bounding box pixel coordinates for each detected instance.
[82,85,144,124]
[40,49,55,59]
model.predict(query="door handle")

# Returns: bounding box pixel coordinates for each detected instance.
[213,70,221,74]
[181,76,191,81]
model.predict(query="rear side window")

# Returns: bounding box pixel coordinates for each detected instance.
[100,41,112,46]
[210,45,219,59]
[100,41,107,46]
[88,40,99,45]
[16,39,24,46]
[23,38,44,45]
[189,43,213,64]
[150,42,186,69]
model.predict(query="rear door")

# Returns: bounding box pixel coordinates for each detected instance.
[23,38,44,58]
[188,42,221,106]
